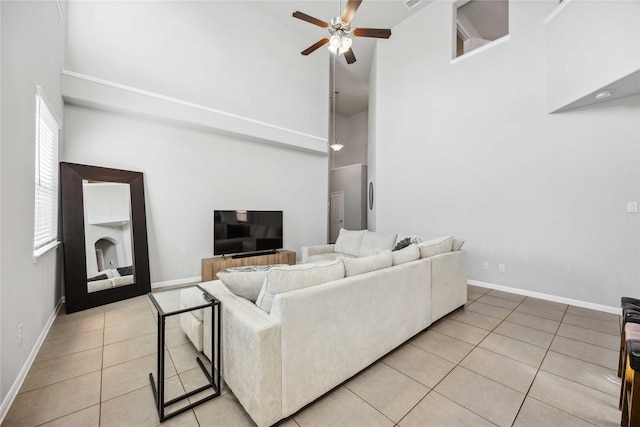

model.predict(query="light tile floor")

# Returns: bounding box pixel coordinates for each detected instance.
[2,285,623,426]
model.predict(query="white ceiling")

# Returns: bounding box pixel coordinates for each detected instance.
[247,0,431,116]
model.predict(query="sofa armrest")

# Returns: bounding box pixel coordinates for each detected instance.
[430,250,467,322]
[301,244,335,263]
[201,281,283,427]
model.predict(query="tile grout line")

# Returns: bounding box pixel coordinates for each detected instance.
[99,312,105,426]
[394,295,524,426]
[507,296,620,426]
[508,295,566,426]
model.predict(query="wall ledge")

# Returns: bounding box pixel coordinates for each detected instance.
[543,0,572,25]
[61,70,328,155]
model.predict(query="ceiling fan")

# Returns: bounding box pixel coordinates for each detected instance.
[293,0,392,64]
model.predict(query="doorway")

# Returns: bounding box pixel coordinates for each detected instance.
[330,191,345,243]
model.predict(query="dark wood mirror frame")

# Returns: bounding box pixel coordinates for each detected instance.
[61,162,151,313]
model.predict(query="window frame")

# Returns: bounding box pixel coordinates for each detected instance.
[33,85,62,262]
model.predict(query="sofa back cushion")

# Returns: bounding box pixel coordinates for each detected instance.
[334,229,365,257]
[341,250,393,277]
[217,264,287,302]
[256,260,345,313]
[418,236,453,258]
[392,244,420,266]
[359,231,398,257]
[452,238,465,251]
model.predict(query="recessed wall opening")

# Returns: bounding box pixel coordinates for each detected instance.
[454,0,509,58]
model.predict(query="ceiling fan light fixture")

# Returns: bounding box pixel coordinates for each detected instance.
[339,36,352,53]
[327,34,341,54]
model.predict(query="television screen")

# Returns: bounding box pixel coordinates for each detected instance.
[214,210,283,256]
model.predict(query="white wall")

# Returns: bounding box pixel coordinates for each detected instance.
[65,1,328,138]
[546,1,640,111]
[64,106,328,285]
[372,0,640,307]
[0,0,65,412]
[368,47,379,231]
[332,110,368,168]
[62,1,330,285]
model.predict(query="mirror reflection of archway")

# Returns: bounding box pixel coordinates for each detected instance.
[95,237,119,272]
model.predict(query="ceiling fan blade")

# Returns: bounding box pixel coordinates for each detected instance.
[341,0,362,23]
[344,48,356,64]
[293,11,329,28]
[353,28,392,39]
[301,38,330,56]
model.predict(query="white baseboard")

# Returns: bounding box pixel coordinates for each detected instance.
[468,279,621,315]
[151,276,201,290]
[0,297,64,424]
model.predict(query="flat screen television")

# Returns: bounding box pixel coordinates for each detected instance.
[214,210,283,257]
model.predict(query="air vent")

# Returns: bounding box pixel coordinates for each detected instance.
[404,0,422,9]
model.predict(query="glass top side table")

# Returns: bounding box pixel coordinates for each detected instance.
[148,284,221,422]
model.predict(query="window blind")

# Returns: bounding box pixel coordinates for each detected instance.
[33,86,61,255]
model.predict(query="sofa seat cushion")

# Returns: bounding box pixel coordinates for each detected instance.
[419,236,454,258]
[112,275,134,288]
[392,244,420,266]
[341,250,393,277]
[256,260,345,313]
[334,229,365,257]
[359,231,398,257]
[217,264,287,302]
[306,253,354,263]
[87,278,113,293]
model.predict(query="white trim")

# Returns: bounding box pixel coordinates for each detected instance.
[61,70,328,155]
[468,279,621,315]
[33,240,61,263]
[0,297,64,424]
[152,276,201,290]
[543,0,572,25]
[331,163,364,172]
[456,20,471,41]
[451,34,511,64]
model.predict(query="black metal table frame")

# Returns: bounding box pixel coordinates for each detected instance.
[148,285,221,422]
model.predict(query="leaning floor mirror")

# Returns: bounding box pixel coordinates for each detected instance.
[61,162,151,313]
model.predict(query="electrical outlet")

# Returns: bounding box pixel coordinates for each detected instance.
[498,264,506,273]
[483,262,489,270]
[17,323,23,345]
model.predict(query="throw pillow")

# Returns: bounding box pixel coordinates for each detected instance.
[117,265,133,276]
[452,238,465,251]
[341,250,392,277]
[256,260,345,313]
[217,264,287,302]
[395,234,424,246]
[418,236,454,258]
[359,231,398,257]
[392,244,420,265]
[334,229,365,257]
[393,237,412,251]
[87,273,108,282]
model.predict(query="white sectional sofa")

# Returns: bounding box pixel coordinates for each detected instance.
[180,229,467,426]
[86,268,134,293]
